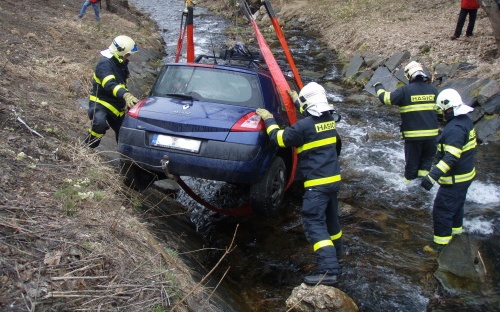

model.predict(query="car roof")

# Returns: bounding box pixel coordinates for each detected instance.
[163,62,298,86]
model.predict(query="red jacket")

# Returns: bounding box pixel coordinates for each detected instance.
[461,0,480,9]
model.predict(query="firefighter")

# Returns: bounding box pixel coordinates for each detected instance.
[373,61,440,181]
[255,82,343,286]
[420,88,476,250]
[84,35,140,148]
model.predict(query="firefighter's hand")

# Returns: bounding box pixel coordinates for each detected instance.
[287,90,299,102]
[420,175,435,191]
[256,108,273,120]
[124,92,139,109]
[372,82,383,89]
[288,90,301,110]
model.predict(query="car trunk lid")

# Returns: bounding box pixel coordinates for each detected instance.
[134,96,255,141]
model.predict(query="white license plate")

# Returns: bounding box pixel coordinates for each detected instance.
[151,134,201,153]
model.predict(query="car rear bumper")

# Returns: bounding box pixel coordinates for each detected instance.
[118,127,269,184]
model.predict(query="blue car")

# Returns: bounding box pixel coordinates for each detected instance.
[118,48,300,216]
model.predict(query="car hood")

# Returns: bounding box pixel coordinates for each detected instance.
[134,96,254,141]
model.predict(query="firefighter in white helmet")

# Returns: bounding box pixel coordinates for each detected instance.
[255,82,343,286]
[372,61,440,181]
[84,35,140,148]
[420,88,476,251]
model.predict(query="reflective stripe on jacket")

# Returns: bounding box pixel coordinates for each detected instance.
[264,113,341,188]
[430,115,477,185]
[89,56,130,117]
[375,81,439,140]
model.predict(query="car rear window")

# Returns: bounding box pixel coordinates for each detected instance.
[152,66,264,108]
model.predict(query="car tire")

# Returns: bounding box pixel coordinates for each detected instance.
[250,156,286,217]
[120,161,158,191]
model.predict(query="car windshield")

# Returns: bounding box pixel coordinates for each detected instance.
[152,66,264,108]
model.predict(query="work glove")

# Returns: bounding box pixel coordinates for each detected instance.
[255,108,273,121]
[287,89,299,102]
[420,175,436,191]
[372,82,383,89]
[124,92,139,109]
[287,89,300,109]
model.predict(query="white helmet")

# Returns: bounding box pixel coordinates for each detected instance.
[404,61,427,81]
[436,88,473,116]
[101,35,138,58]
[298,82,333,117]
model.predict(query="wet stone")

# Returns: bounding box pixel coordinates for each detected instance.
[286,283,359,312]
[482,94,500,115]
[434,233,497,295]
[476,80,500,105]
[384,51,410,72]
[474,115,500,143]
[365,66,400,96]
[343,52,364,79]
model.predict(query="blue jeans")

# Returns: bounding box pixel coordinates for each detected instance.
[79,0,100,21]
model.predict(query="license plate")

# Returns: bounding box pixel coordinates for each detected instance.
[151,134,201,153]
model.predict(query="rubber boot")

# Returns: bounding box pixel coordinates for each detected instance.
[83,133,101,148]
[333,238,344,258]
[304,270,339,286]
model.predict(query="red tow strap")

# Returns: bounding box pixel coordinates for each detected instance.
[175,1,195,63]
[239,0,298,190]
[176,179,253,216]
[262,0,303,89]
[186,5,195,63]
[161,156,253,216]
[174,9,187,63]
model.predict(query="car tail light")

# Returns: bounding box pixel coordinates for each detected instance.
[127,99,147,119]
[231,112,264,132]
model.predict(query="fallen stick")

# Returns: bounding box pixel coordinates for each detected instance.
[13,109,44,138]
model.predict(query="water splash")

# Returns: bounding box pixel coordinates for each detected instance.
[466,181,500,205]
[464,217,494,235]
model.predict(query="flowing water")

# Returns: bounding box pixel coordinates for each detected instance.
[130,1,500,311]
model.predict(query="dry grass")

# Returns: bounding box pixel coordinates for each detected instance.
[269,0,499,79]
[0,139,214,310]
[0,0,222,310]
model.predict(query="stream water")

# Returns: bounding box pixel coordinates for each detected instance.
[129,1,500,311]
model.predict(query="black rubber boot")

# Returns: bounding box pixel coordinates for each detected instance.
[334,238,344,258]
[432,242,447,253]
[83,133,101,148]
[304,270,339,286]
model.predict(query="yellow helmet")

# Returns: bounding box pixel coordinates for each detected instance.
[404,61,427,81]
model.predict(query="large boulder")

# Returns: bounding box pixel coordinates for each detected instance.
[434,233,498,296]
[286,283,359,312]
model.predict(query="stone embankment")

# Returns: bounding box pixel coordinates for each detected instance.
[341,51,499,142]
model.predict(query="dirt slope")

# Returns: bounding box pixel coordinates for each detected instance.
[0,0,498,310]
[0,0,209,310]
[203,0,499,79]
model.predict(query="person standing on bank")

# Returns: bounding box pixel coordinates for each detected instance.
[255,82,343,286]
[84,35,140,148]
[451,0,480,40]
[373,61,440,181]
[420,89,477,250]
[78,0,101,22]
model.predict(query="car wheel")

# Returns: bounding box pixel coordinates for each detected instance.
[120,161,158,191]
[250,156,286,217]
